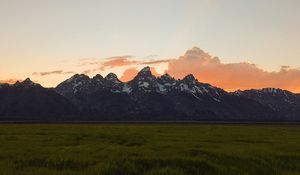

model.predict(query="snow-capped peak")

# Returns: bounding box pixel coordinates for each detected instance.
[158,74,176,86]
[133,66,156,82]
[66,74,89,83]
[105,73,118,80]
[160,73,172,80]
[92,74,104,83]
[137,66,153,77]
[182,74,197,84]
[140,66,151,73]
[104,73,124,93]
[92,74,103,80]
[105,73,121,84]
[262,88,280,94]
[233,89,243,96]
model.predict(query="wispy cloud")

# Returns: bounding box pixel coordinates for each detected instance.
[81,69,99,75]
[104,55,133,60]
[99,57,139,71]
[33,70,75,76]
[78,55,171,74]
[141,59,173,65]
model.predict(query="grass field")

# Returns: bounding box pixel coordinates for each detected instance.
[0,124,299,175]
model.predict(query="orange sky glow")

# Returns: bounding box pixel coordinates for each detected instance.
[1,1,299,93]
[2,47,299,93]
[118,47,300,93]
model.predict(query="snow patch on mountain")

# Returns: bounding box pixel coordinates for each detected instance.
[122,84,132,94]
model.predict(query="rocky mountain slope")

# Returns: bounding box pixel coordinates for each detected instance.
[0,79,79,121]
[0,67,299,121]
[233,88,300,120]
[55,67,279,121]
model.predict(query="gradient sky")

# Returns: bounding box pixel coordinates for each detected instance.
[0,0,300,90]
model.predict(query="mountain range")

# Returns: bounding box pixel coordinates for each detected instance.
[0,66,299,121]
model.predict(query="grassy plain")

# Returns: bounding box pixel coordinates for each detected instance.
[0,124,299,175]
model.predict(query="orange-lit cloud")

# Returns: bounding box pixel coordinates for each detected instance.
[0,79,20,84]
[98,57,172,70]
[120,67,161,82]
[99,57,138,71]
[120,68,139,82]
[80,56,172,75]
[19,47,300,93]
[166,47,300,92]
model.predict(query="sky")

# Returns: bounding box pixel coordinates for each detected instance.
[0,0,300,91]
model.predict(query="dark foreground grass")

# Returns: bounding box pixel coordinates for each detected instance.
[0,124,299,175]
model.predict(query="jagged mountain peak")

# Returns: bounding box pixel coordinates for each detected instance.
[158,73,176,84]
[23,78,32,82]
[140,66,151,72]
[127,67,159,92]
[103,73,125,93]
[132,66,156,83]
[182,74,197,83]
[15,78,41,88]
[233,87,300,118]
[233,89,243,96]
[261,88,285,94]
[93,74,103,79]
[105,73,121,83]
[137,66,152,76]
[105,73,117,79]
[238,88,292,96]
[71,74,89,79]
[160,73,172,79]
[64,74,90,84]
[92,74,104,81]
[2,68,299,121]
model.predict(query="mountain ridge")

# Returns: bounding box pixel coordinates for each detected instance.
[0,66,299,121]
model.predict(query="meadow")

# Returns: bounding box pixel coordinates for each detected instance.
[0,124,299,175]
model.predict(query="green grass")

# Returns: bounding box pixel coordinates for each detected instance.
[0,124,299,175]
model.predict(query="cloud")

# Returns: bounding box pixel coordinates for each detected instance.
[120,67,161,82]
[81,68,99,75]
[79,55,172,74]
[166,47,300,92]
[33,70,74,76]
[99,56,171,71]
[82,70,92,75]
[99,56,139,71]
[65,71,76,74]
[79,56,137,71]
[143,55,159,59]
[120,68,139,82]
[76,57,100,67]
[141,59,173,65]
[78,61,99,67]
[0,79,20,84]
[105,55,133,60]
[72,47,300,92]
